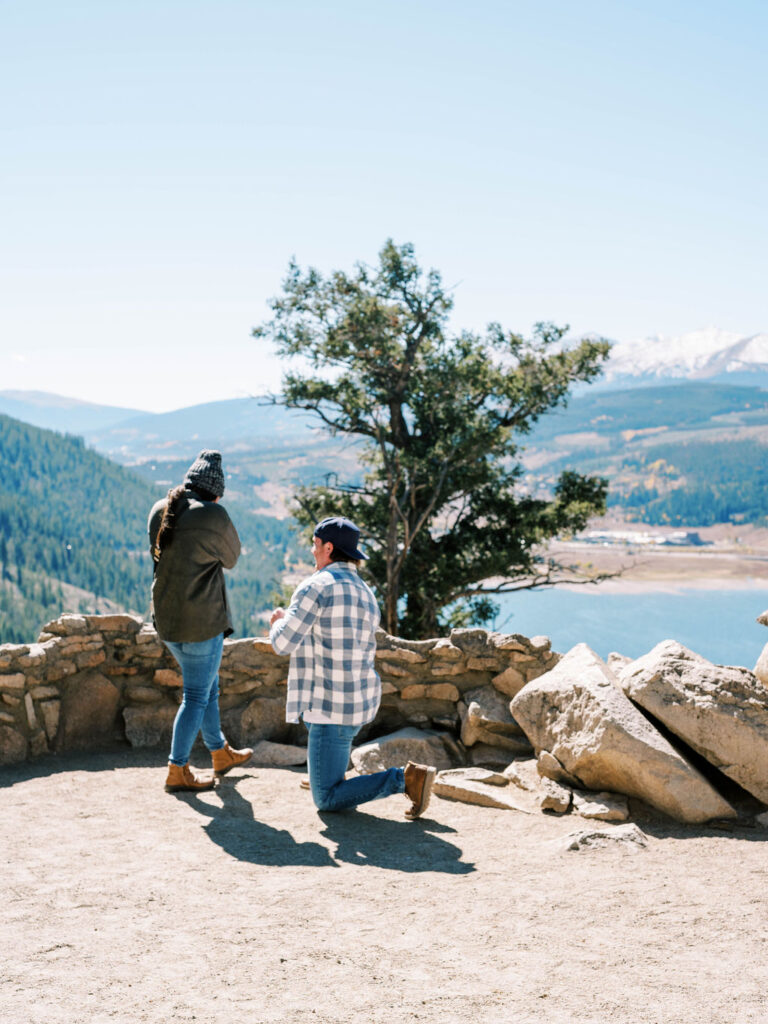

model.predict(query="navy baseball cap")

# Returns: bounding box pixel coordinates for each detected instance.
[314,516,367,560]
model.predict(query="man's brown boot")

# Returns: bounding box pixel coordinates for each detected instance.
[403,761,436,819]
[165,762,216,793]
[211,741,253,777]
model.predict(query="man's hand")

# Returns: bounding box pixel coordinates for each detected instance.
[270,607,286,627]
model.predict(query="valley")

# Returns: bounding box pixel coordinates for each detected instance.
[1,365,767,645]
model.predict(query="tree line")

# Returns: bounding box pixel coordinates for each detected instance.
[610,440,768,525]
[0,414,298,644]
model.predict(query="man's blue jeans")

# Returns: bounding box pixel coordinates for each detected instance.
[306,722,405,811]
[164,634,226,766]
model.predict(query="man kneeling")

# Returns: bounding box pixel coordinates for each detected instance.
[269,516,435,818]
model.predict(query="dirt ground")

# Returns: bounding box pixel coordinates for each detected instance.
[2,749,768,1024]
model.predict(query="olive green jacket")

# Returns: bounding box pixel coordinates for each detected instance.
[148,490,241,642]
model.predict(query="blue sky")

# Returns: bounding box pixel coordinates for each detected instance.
[1,0,766,411]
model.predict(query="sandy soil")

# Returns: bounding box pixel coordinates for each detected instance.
[3,749,768,1024]
[547,520,768,592]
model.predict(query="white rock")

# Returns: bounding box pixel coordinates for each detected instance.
[572,790,629,822]
[620,640,768,804]
[39,700,60,742]
[350,727,451,774]
[464,684,524,734]
[463,726,533,754]
[490,664,526,697]
[540,777,572,814]
[606,652,632,673]
[560,823,647,852]
[459,685,526,748]
[502,758,572,811]
[753,641,768,685]
[503,758,540,791]
[511,643,736,824]
[537,749,581,787]
[374,645,428,664]
[433,777,533,812]
[251,740,307,766]
[437,767,508,786]
[430,639,463,661]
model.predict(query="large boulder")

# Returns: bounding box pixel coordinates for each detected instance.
[351,727,451,774]
[57,670,121,751]
[753,642,768,686]
[510,643,736,824]
[620,640,768,804]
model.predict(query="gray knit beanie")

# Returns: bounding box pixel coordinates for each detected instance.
[184,449,225,498]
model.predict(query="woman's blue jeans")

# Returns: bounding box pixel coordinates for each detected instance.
[164,634,226,766]
[306,722,405,812]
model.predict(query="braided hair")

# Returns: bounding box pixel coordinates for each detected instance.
[152,485,187,562]
[152,483,220,561]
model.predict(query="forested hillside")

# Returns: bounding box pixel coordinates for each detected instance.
[5,378,768,647]
[0,415,156,641]
[608,440,768,525]
[0,414,298,643]
[525,383,768,527]
[531,382,768,439]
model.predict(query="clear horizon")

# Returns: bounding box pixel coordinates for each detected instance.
[2,1,766,413]
[3,323,768,416]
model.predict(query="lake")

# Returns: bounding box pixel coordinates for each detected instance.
[492,586,768,668]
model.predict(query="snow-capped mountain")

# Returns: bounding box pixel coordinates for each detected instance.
[598,328,768,388]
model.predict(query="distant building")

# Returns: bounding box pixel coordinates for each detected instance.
[578,529,706,547]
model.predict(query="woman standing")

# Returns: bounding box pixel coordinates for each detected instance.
[148,449,252,793]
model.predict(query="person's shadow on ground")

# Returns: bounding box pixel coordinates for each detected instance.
[318,809,475,874]
[179,776,337,867]
[179,776,475,874]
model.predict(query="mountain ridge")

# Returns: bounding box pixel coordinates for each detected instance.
[0,390,147,434]
[597,327,768,388]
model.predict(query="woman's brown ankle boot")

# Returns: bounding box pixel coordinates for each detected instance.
[164,762,216,793]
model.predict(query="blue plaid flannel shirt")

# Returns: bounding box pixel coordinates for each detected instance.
[269,562,382,726]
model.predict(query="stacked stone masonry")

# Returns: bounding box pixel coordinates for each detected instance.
[0,613,558,766]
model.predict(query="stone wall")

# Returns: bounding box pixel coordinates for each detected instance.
[0,613,559,766]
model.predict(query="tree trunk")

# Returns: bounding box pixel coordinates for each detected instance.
[400,591,439,641]
[384,502,401,635]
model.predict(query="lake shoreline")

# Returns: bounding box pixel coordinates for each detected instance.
[542,517,768,596]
